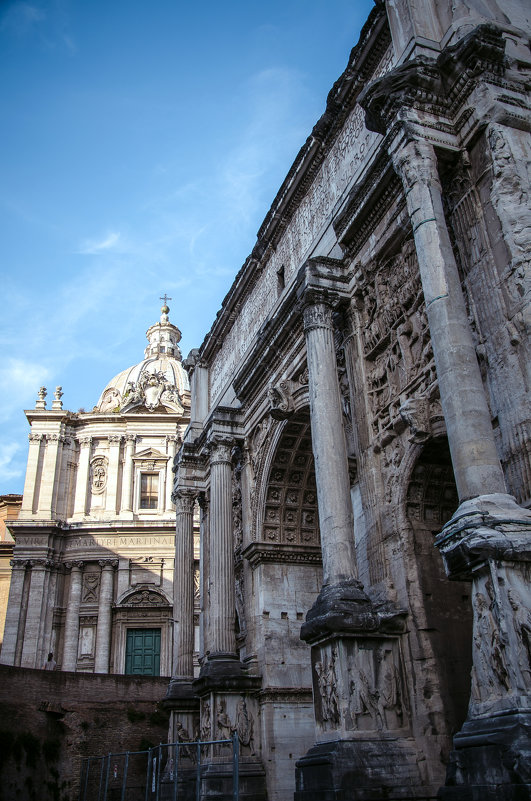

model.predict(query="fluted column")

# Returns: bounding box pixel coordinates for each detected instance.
[0,560,28,665]
[172,490,196,679]
[105,435,122,514]
[208,437,237,657]
[94,560,117,673]
[302,298,357,586]
[121,434,136,513]
[20,560,49,667]
[165,436,179,512]
[73,437,92,518]
[392,138,506,502]
[62,562,83,671]
[21,434,43,515]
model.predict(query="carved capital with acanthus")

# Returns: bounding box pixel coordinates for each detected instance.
[28,433,43,443]
[174,488,197,515]
[98,559,118,570]
[302,300,334,334]
[64,560,84,572]
[79,436,92,448]
[391,138,439,193]
[208,434,236,466]
[108,434,122,446]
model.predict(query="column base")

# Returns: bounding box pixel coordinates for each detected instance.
[193,655,262,695]
[295,738,432,801]
[300,579,406,644]
[199,759,266,801]
[438,710,531,801]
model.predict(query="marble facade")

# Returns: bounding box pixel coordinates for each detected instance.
[170,2,531,799]
[0,306,199,677]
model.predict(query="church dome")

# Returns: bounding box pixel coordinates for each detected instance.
[97,304,190,414]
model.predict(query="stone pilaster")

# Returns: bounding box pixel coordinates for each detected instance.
[73,437,92,518]
[392,135,531,800]
[0,560,28,665]
[38,435,63,517]
[21,433,43,515]
[165,436,179,512]
[121,434,136,514]
[94,560,117,673]
[105,435,122,515]
[20,559,49,668]
[62,561,83,671]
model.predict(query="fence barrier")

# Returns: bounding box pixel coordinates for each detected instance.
[79,733,239,801]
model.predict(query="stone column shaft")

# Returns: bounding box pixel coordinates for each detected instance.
[94,561,116,673]
[73,438,91,517]
[173,491,196,678]
[62,563,83,671]
[208,439,237,656]
[105,436,122,514]
[121,435,135,513]
[20,561,48,668]
[0,561,27,665]
[393,138,506,501]
[303,300,357,586]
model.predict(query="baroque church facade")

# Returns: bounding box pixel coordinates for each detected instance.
[0,306,199,678]
[167,1,531,800]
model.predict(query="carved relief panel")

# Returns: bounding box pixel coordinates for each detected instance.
[312,638,409,736]
[355,237,437,444]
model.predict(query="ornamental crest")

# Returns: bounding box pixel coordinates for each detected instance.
[90,456,108,494]
[121,369,184,414]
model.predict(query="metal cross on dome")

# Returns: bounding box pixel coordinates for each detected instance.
[160,293,172,305]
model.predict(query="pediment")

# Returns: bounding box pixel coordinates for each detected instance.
[132,447,168,462]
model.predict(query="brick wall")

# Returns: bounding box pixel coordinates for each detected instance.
[0,665,171,801]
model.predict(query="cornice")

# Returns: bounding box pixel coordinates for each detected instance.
[199,6,391,367]
[242,542,322,569]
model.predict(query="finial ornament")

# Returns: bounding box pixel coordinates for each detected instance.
[36,386,47,409]
[52,386,64,410]
[160,293,172,318]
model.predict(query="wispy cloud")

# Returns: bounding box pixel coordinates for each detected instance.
[0,3,45,35]
[0,442,25,483]
[0,358,51,422]
[78,231,122,255]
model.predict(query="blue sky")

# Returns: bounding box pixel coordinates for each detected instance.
[0,0,374,493]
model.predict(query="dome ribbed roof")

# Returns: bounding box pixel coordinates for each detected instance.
[96,305,190,414]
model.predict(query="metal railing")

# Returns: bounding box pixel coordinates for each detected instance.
[79,733,239,801]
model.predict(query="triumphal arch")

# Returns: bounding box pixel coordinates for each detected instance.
[167,1,531,798]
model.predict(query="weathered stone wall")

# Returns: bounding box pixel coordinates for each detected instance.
[0,665,170,801]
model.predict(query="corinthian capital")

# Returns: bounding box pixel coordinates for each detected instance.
[302,300,334,333]
[392,139,439,192]
[208,435,235,466]
[175,488,196,515]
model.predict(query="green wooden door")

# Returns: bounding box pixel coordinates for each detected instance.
[125,628,161,676]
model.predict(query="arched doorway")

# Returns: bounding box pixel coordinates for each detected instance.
[406,437,473,732]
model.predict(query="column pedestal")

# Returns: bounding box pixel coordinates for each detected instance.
[436,493,531,801]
